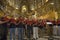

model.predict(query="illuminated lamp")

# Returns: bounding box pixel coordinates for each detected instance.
[22,5,27,12]
[16,7,18,9]
[50,3,54,5]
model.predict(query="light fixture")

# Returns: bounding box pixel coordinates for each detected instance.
[30,5,35,11]
[14,17,17,20]
[46,0,48,2]
[16,7,18,9]
[22,5,27,12]
[50,3,54,5]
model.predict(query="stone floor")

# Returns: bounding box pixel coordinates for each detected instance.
[7,35,60,40]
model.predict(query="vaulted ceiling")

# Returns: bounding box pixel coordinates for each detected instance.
[0,0,60,19]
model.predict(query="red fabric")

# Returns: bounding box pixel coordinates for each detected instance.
[2,16,10,21]
[50,20,56,24]
[27,20,32,25]
[19,17,24,22]
[42,20,46,25]
[26,19,29,25]
[32,19,38,24]
[38,20,46,26]
[10,18,16,24]
[23,18,29,24]
[57,20,60,24]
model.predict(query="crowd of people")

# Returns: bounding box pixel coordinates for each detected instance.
[0,15,60,40]
[0,15,46,40]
